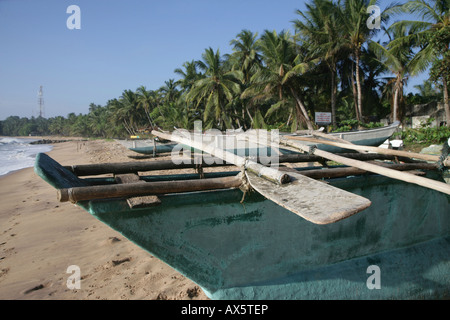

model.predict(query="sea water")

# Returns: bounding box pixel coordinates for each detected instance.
[0,137,53,177]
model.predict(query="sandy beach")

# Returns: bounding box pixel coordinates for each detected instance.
[0,138,210,300]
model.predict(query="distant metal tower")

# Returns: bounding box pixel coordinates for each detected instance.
[38,85,45,118]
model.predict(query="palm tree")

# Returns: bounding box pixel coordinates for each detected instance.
[136,86,157,129]
[187,47,243,129]
[243,30,317,130]
[71,114,90,137]
[414,79,442,102]
[174,60,204,92]
[369,25,427,122]
[87,104,108,137]
[338,0,379,122]
[159,79,180,105]
[48,116,66,135]
[109,90,143,135]
[229,30,262,84]
[386,0,450,126]
[228,30,263,128]
[293,0,347,126]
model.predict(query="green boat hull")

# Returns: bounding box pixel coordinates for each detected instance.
[130,144,299,156]
[34,153,450,299]
[129,143,178,155]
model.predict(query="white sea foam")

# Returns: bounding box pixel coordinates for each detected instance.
[0,138,53,176]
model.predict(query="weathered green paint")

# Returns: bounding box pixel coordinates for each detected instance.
[34,153,450,299]
[129,143,177,155]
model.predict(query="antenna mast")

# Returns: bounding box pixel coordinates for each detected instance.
[38,85,45,118]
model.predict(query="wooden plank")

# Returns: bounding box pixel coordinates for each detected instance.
[115,174,161,209]
[282,139,450,196]
[127,196,161,209]
[245,171,371,225]
[115,173,142,184]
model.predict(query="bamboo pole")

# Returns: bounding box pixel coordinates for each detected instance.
[286,135,440,162]
[58,175,243,203]
[298,162,438,179]
[282,139,450,196]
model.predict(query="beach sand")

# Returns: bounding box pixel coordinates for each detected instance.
[0,139,210,300]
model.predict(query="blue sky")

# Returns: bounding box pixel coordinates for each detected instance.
[0,0,424,120]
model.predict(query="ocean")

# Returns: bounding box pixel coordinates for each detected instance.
[0,137,53,177]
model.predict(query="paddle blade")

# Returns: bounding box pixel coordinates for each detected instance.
[246,171,371,225]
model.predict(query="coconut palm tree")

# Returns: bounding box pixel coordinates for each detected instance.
[293,0,347,126]
[369,24,427,122]
[228,29,264,128]
[229,30,262,85]
[187,47,243,130]
[109,90,144,135]
[243,30,317,130]
[174,60,204,93]
[136,86,157,129]
[159,79,180,105]
[338,0,380,122]
[386,0,450,126]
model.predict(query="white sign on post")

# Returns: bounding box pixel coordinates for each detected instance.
[315,112,332,125]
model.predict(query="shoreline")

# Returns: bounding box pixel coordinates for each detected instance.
[0,138,209,300]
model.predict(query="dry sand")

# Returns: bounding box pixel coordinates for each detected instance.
[0,138,211,300]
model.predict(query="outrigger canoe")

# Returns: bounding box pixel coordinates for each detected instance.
[305,120,401,153]
[34,130,450,299]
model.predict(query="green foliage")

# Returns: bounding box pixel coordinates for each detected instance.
[331,120,384,132]
[400,126,450,145]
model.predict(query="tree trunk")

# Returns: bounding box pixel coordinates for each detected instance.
[443,74,450,127]
[355,51,363,122]
[393,86,399,123]
[122,119,133,135]
[330,67,337,127]
[246,106,254,123]
[286,110,292,127]
[233,108,241,128]
[144,107,155,128]
[351,63,360,122]
[290,87,314,130]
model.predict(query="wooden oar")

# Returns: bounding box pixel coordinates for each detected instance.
[152,130,372,225]
[281,138,450,196]
[285,135,441,163]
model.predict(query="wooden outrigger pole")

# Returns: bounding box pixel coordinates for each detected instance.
[281,136,450,196]
[286,135,446,163]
